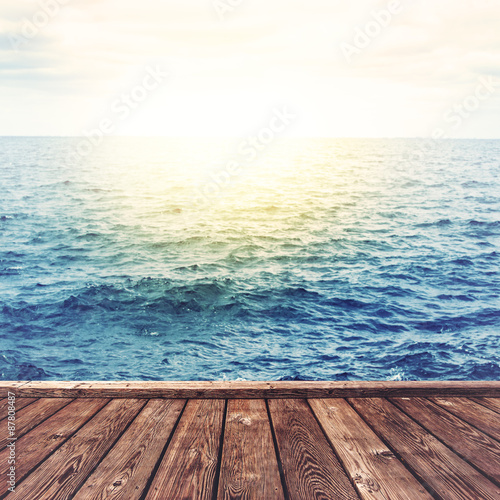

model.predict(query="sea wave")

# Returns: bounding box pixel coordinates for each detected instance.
[1,137,499,380]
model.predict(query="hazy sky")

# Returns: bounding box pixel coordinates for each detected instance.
[1,0,499,137]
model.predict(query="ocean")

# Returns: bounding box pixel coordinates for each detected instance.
[1,137,499,381]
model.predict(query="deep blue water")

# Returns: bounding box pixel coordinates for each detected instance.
[1,137,499,381]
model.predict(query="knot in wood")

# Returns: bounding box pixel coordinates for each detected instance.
[375,449,394,458]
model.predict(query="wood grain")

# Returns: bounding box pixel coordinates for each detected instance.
[0,397,37,421]
[1,380,499,398]
[145,399,225,500]
[217,399,284,499]
[470,397,500,415]
[268,398,358,500]
[350,398,500,500]
[0,397,73,450]
[0,381,31,397]
[0,398,109,497]
[391,397,500,483]
[309,398,432,499]
[11,398,146,500]
[430,397,500,441]
[75,399,185,500]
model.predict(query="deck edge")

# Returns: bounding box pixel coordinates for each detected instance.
[1,381,499,398]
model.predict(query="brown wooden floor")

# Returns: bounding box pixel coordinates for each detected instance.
[0,382,499,499]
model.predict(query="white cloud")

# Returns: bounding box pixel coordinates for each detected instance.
[0,0,499,136]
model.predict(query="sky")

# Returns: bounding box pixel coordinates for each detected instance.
[1,0,499,137]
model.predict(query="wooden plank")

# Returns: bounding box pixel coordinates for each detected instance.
[0,398,73,450]
[11,398,146,500]
[0,381,30,396]
[74,399,185,500]
[145,399,225,500]
[391,397,500,483]
[309,398,432,499]
[268,398,358,500]
[0,398,38,421]
[0,398,110,497]
[470,397,500,415]
[14,398,38,411]
[430,397,500,441]
[217,399,285,499]
[2,380,499,398]
[350,398,500,500]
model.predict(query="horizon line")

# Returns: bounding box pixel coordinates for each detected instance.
[1,135,499,140]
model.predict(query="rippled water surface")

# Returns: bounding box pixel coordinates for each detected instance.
[1,137,499,381]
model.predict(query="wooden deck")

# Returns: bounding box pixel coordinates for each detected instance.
[1,382,499,499]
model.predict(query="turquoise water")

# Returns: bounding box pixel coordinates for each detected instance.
[1,137,499,381]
